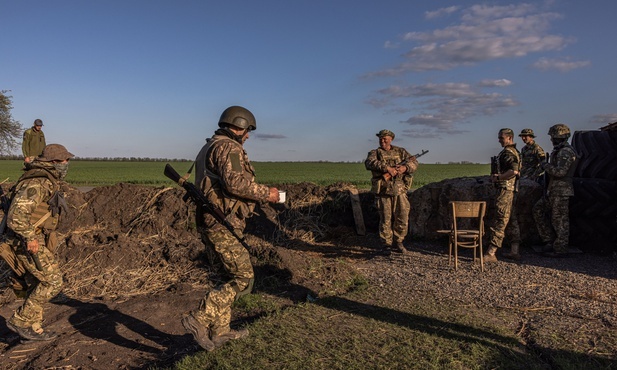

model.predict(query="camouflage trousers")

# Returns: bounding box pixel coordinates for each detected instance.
[0,233,63,329]
[376,193,410,245]
[533,195,570,253]
[192,224,254,336]
[488,188,521,249]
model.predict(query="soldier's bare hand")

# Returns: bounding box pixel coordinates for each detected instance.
[267,187,280,203]
[396,166,407,175]
[387,167,398,177]
[27,239,39,254]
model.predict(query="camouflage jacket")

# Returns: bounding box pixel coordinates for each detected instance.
[7,166,60,241]
[365,145,418,196]
[546,142,577,197]
[22,127,46,158]
[494,144,520,191]
[194,129,270,230]
[520,141,546,180]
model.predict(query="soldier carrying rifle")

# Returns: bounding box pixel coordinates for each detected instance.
[485,128,521,262]
[176,106,280,352]
[0,144,73,341]
[365,129,424,255]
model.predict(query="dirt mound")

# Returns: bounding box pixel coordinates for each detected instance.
[0,181,378,369]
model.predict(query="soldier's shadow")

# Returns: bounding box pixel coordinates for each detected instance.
[54,294,186,354]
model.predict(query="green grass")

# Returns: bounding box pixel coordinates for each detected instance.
[0,160,490,189]
[166,287,585,370]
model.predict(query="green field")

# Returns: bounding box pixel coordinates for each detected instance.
[0,160,490,189]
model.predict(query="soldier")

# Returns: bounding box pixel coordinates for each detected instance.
[22,119,46,164]
[485,128,521,262]
[365,129,418,255]
[1,144,73,341]
[182,106,280,351]
[532,124,578,257]
[519,128,546,181]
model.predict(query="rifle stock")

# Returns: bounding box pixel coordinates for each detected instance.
[164,164,252,251]
[382,150,429,181]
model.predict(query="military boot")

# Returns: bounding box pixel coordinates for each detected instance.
[483,245,498,263]
[182,315,215,351]
[211,327,250,348]
[6,321,57,341]
[503,242,521,261]
[394,241,409,254]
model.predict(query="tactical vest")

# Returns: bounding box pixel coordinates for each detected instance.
[495,146,520,191]
[369,147,413,196]
[194,136,255,227]
[13,168,62,233]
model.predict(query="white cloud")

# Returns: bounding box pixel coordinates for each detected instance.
[590,114,617,125]
[369,2,569,75]
[425,6,460,20]
[367,82,519,135]
[478,79,512,87]
[532,57,590,72]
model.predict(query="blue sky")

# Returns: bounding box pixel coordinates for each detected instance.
[2,0,617,163]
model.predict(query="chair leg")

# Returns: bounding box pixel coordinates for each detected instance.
[479,242,484,272]
[454,238,458,270]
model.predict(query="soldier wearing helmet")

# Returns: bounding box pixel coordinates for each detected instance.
[532,123,578,257]
[518,128,546,181]
[365,129,418,255]
[1,144,73,341]
[485,128,521,262]
[183,106,280,351]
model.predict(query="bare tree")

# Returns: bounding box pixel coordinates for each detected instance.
[0,90,24,155]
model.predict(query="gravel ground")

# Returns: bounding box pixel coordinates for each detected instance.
[355,241,617,358]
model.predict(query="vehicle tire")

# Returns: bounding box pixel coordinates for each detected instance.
[572,130,617,180]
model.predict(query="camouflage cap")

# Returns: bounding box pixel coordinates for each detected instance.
[498,128,514,137]
[38,144,74,162]
[519,128,535,137]
[376,129,395,139]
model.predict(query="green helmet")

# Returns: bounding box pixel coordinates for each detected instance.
[548,123,570,139]
[218,106,256,131]
[38,144,74,162]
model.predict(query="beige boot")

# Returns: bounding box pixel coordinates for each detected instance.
[483,245,498,262]
[503,242,521,260]
[211,328,250,348]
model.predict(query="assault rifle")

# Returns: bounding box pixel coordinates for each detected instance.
[383,150,429,181]
[490,156,500,177]
[490,154,520,191]
[163,164,252,251]
[0,185,43,271]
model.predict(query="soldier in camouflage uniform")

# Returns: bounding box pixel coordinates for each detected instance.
[485,129,521,262]
[1,144,73,341]
[518,128,546,181]
[532,124,578,256]
[182,106,280,351]
[365,129,418,255]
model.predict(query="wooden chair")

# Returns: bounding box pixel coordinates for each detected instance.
[448,201,486,271]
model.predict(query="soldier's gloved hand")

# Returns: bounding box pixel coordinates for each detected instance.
[27,238,40,254]
[267,187,280,203]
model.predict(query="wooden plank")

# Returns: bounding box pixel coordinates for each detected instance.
[348,187,365,235]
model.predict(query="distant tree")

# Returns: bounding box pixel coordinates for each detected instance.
[0,91,23,155]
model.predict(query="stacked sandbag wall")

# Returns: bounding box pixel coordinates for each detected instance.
[409,176,543,246]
